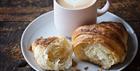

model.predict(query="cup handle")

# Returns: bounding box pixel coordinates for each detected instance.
[97,0,111,16]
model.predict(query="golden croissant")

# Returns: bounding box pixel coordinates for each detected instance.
[72,22,128,69]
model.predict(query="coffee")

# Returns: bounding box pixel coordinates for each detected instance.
[57,0,96,9]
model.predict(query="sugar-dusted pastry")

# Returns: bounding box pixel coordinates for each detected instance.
[72,22,128,69]
[31,36,72,70]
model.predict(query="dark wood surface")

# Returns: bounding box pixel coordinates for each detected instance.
[0,0,140,71]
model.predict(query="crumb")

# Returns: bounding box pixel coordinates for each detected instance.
[98,67,103,71]
[84,66,88,70]
[72,59,77,67]
[28,45,32,52]
[67,59,80,71]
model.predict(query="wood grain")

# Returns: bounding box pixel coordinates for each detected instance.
[0,7,53,21]
[0,0,140,71]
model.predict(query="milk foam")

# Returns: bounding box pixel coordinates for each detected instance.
[57,0,96,9]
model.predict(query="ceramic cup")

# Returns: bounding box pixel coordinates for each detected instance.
[54,0,111,37]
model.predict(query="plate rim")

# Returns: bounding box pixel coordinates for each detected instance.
[21,11,138,71]
[21,11,53,71]
[106,12,138,71]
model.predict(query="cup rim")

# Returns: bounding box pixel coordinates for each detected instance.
[54,0,97,11]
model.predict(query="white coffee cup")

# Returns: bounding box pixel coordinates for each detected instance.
[54,0,110,37]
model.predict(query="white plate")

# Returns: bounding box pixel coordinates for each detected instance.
[21,11,138,71]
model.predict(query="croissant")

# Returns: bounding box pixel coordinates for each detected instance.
[31,36,72,70]
[72,22,128,69]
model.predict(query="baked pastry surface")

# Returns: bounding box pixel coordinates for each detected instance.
[31,36,72,70]
[72,22,128,69]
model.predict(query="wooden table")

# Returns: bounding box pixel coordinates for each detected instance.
[0,0,140,71]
